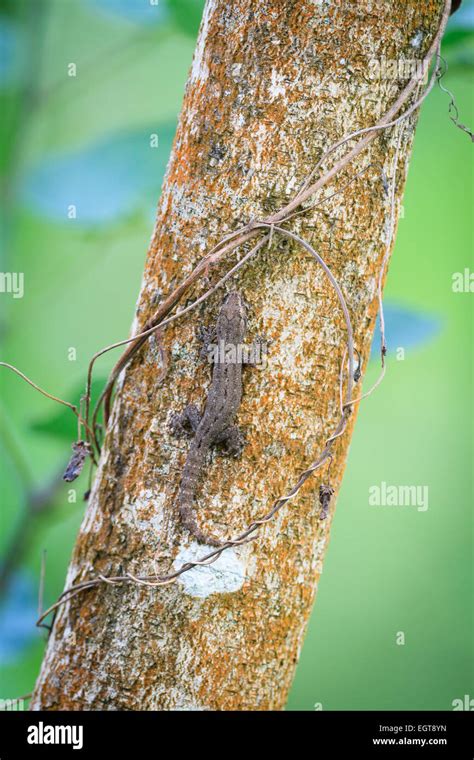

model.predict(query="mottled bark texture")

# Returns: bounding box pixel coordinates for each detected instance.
[32,0,445,710]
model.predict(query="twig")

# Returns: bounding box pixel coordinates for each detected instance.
[436,54,474,141]
[0,363,96,456]
[38,550,46,618]
[89,0,450,434]
[1,0,451,626]
[343,113,406,408]
[37,406,347,628]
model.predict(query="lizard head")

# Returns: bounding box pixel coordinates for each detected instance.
[219,291,247,339]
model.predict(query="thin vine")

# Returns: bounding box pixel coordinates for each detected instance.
[0,1,466,628]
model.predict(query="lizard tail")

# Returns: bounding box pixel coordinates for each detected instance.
[177,447,223,547]
[179,501,223,547]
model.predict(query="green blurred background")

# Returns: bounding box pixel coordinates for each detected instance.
[0,0,472,710]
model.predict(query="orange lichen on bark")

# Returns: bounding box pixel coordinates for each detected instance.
[31,0,445,711]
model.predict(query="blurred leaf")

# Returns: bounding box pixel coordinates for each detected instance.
[449,1,474,27]
[442,27,474,47]
[370,303,442,358]
[19,124,175,225]
[450,0,464,15]
[0,572,38,664]
[0,15,22,88]
[89,0,170,25]
[448,49,474,68]
[0,1,18,17]
[166,0,204,37]
[30,377,106,440]
[444,0,474,46]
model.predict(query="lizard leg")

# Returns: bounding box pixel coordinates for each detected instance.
[169,403,201,437]
[197,323,217,363]
[215,425,246,457]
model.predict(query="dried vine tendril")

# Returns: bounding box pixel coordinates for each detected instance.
[0,3,462,626]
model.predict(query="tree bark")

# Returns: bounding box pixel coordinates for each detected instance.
[31,0,446,711]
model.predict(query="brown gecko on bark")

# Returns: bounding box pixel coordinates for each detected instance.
[170,291,250,546]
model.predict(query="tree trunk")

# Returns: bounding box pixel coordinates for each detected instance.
[31,0,446,711]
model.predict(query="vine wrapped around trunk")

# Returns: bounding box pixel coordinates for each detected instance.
[31,0,448,711]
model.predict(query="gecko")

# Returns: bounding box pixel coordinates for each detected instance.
[170,291,249,546]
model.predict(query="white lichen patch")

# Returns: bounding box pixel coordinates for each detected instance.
[269,69,286,101]
[121,489,166,535]
[174,542,247,597]
[410,31,424,48]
